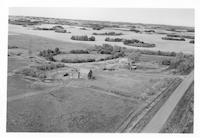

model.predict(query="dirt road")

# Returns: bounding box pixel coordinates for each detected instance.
[141,70,194,133]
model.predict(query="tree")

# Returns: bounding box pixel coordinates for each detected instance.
[89,36,95,41]
[55,47,60,54]
[127,52,141,70]
[88,70,93,79]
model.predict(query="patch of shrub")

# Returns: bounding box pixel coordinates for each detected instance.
[55,29,67,33]
[182,35,195,39]
[8,45,18,49]
[189,40,194,44]
[87,44,126,58]
[166,34,194,39]
[162,37,185,41]
[80,27,87,30]
[161,59,171,65]
[129,28,140,33]
[162,52,194,74]
[71,35,95,41]
[125,48,177,57]
[18,68,46,80]
[70,49,89,54]
[61,58,95,63]
[144,30,155,33]
[38,48,61,61]
[93,32,123,36]
[52,25,64,30]
[92,26,104,30]
[36,63,65,71]
[123,39,155,47]
[187,29,194,32]
[105,37,123,42]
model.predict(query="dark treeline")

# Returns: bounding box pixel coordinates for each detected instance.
[71,35,95,41]
[93,32,123,36]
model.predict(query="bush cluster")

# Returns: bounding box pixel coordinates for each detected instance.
[8,45,18,49]
[166,34,194,40]
[92,26,104,30]
[105,37,123,42]
[123,39,155,47]
[87,44,126,55]
[144,30,155,33]
[123,39,142,45]
[19,68,46,79]
[162,37,185,41]
[71,35,95,41]
[129,28,140,33]
[189,40,194,44]
[36,63,65,71]
[93,32,123,36]
[38,48,61,61]
[61,58,95,63]
[161,53,194,74]
[69,49,89,54]
[125,49,177,57]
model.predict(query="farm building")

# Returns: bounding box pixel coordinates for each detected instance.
[53,68,93,80]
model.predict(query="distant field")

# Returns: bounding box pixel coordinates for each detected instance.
[9,24,194,54]
[8,33,92,53]
[54,53,110,61]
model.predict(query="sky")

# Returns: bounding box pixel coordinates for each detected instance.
[9,8,194,27]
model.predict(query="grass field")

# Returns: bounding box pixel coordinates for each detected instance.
[7,86,137,132]
[54,53,110,61]
[8,33,92,54]
[7,24,186,132]
[7,67,175,132]
[8,57,29,72]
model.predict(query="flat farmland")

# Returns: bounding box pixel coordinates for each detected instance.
[9,24,194,54]
[7,86,137,132]
[8,57,29,72]
[8,33,92,54]
[7,68,177,132]
[7,22,191,132]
